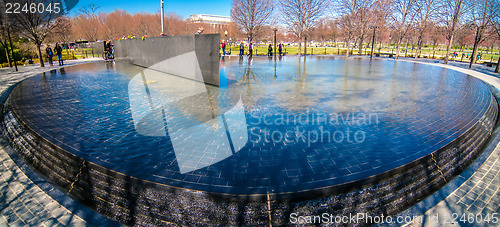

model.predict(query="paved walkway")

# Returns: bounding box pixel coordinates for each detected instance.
[1,57,500,226]
[0,59,103,226]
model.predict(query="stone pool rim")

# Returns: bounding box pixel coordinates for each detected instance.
[1,58,498,226]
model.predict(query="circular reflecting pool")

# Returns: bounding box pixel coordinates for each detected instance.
[7,56,494,195]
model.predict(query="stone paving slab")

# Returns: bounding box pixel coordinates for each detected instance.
[0,59,103,227]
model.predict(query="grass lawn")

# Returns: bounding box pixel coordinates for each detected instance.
[1,48,101,67]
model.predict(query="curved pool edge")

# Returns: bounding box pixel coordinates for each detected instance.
[0,59,118,227]
[387,59,500,226]
[0,59,498,226]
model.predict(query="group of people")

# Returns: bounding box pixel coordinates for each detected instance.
[267,43,284,56]
[456,52,482,60]
[104,40,114,60]
[236,42,284,57]
[45,43,64,66]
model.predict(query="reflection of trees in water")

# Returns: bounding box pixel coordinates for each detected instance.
[273,56,314,112]
[293,56,308,106]
[234,59,266,109]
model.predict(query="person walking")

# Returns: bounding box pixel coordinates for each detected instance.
[268,44,273,56]
[196,27,204,34]
[248,43,253,57]
[46,45,54,66]
[239,42,244,57]
[54,43,63,66]
[222,41,226,56]
[278,43,283,56]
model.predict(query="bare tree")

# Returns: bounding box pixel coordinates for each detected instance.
[327,19,339,44]
[467,0,495,67]
[79,3,100,17]
[390,0,417,59]
[281,0,327,56]
[414,0,439,58]
[439,0,466,64]
[0,3,13,67]
[337,14,356,57]
[314,17,330,46]
[335,0,382,57]
[354,1,379,55]
[231,0,275,43]
[72,3,102,41]
[8,0,66,67]
[50,16,72,54]
[492,0,500,72]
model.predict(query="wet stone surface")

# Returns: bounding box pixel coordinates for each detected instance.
[6,57,495,195]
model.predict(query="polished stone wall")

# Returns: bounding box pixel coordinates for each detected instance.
[114,34,220,86]
[0,90,498,226]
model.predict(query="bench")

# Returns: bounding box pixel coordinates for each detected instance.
[485,62,498,67]
[375,53,394,58]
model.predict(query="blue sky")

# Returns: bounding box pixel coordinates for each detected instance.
[71,0,233,18]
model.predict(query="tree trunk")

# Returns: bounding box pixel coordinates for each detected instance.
[304,36,307,55]
[470,35,481,66]
[404,38,409,57]
[298,36,302,56]
[3,45,11,67]
[395,39,402,59]
[345,38,350,57]
[415,36,422,58]
[358,37,363,55]
[444,35,454,64]
[495,56,500,73]
[37,43,45,67]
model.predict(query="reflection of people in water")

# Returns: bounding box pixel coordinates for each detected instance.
[128,66,248,173]
[106,61,115,70]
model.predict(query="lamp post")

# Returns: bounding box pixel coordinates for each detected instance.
[273,28,277,58]
[370,26,378,59]
[160,0,165,34]
[224,30,228,55]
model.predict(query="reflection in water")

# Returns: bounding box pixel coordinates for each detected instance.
[9,57,494,194]
[274,58,277,79]
[128,55,248,173]
[105,61,115,70]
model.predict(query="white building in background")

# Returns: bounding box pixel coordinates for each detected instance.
[188,14,231,34]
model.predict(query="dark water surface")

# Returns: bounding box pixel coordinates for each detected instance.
[8,56,492,195]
